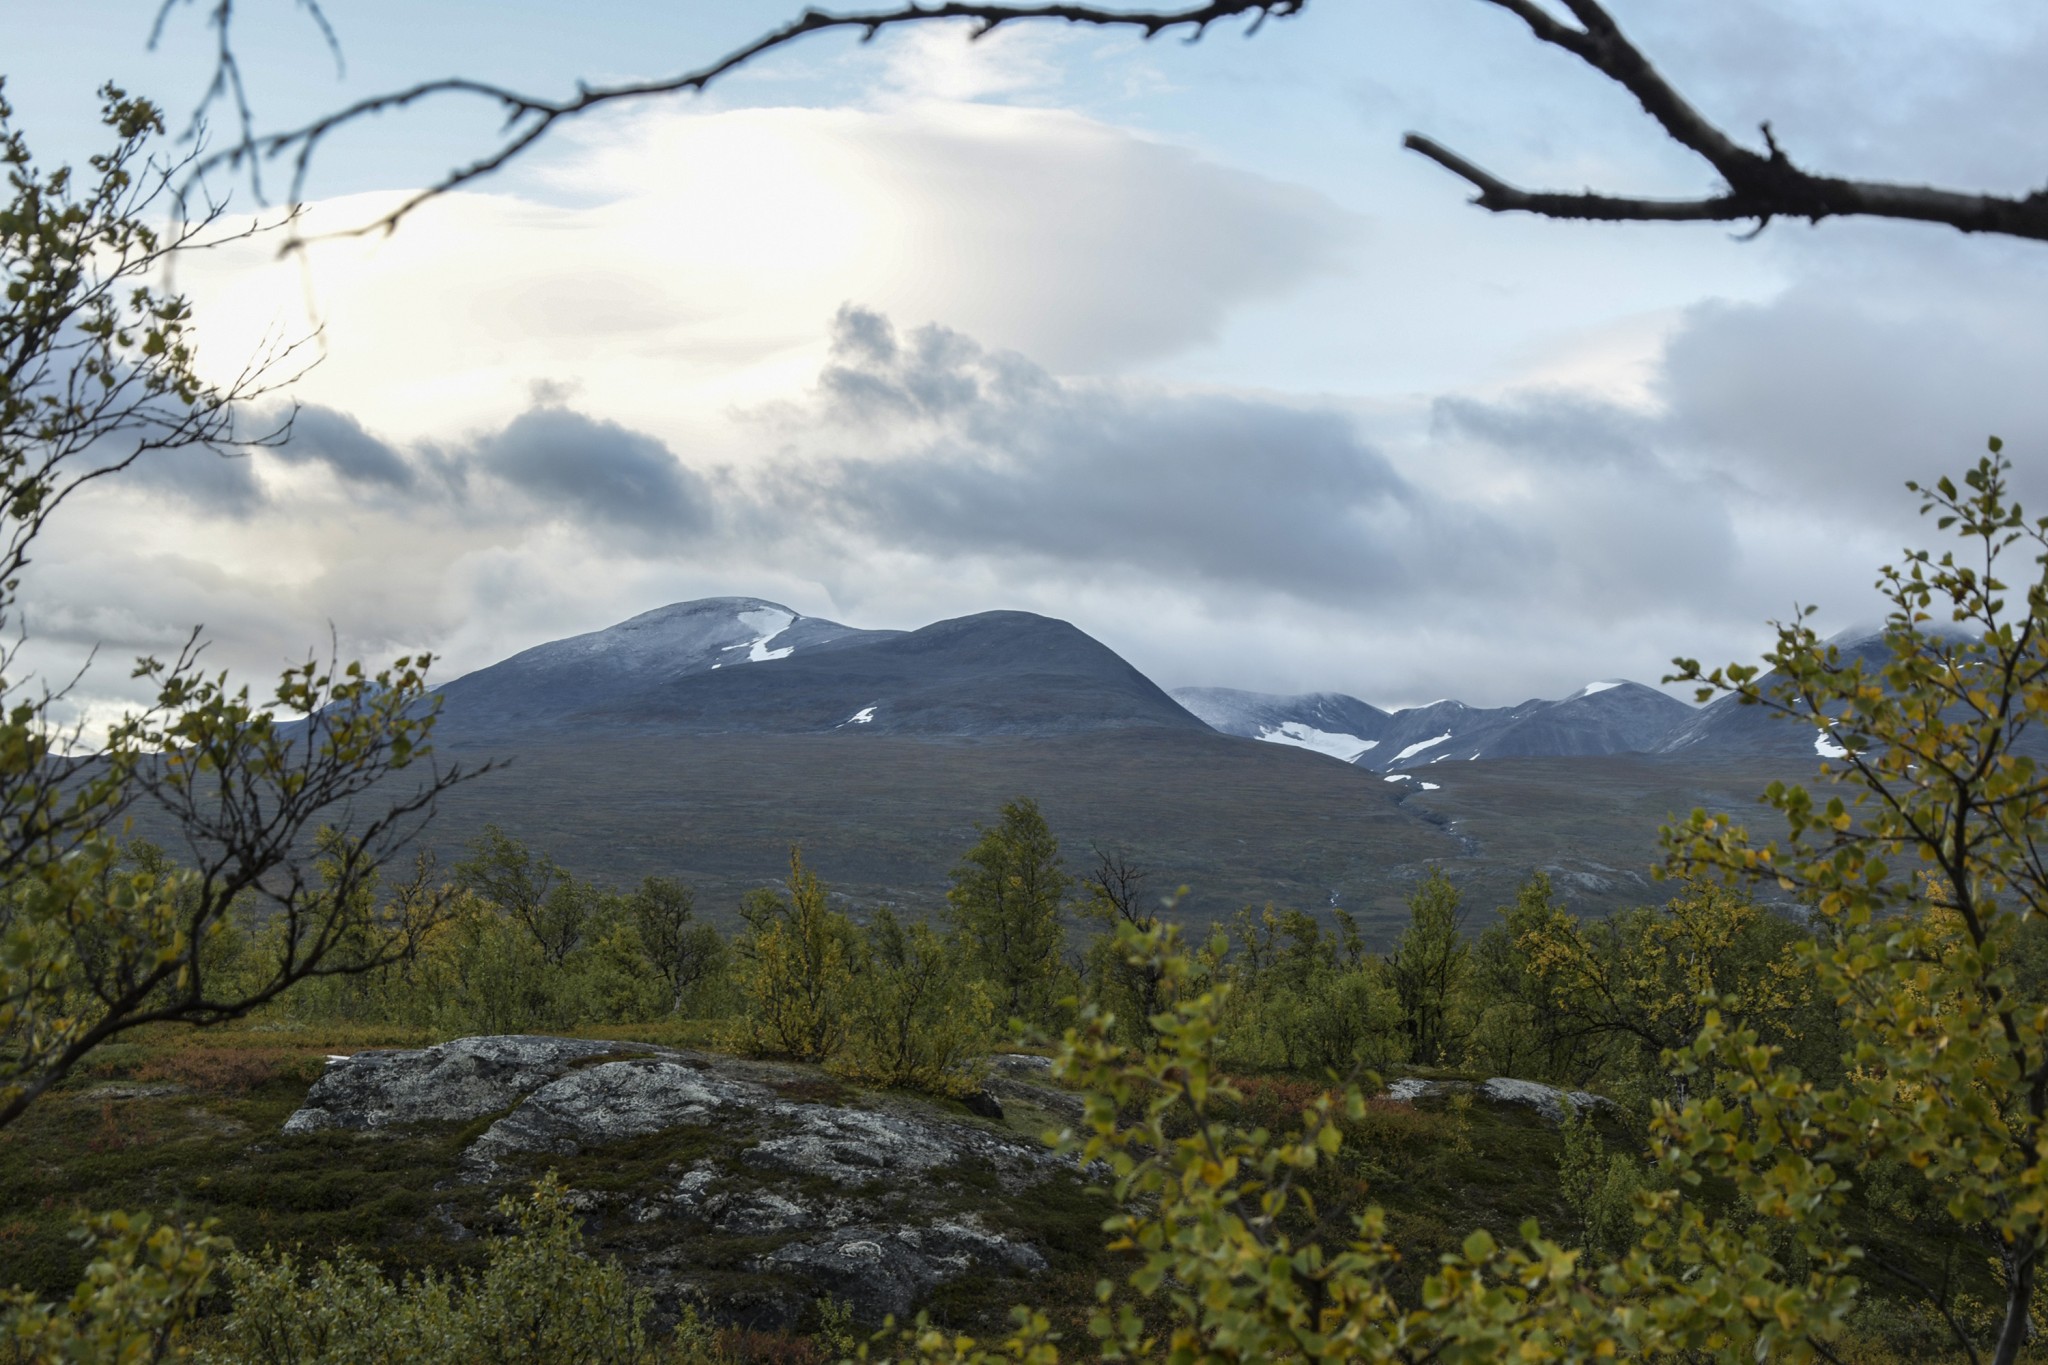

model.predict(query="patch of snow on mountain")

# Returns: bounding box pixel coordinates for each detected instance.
[1393,731,1452,763]
[1815,731,1848,759]
[846,706,876,726]
[1578,680,1623,697]
[1419,781,1441,790]
[1257,721,1375,763]
[722,607,797,664]
[1384,773,1413,783]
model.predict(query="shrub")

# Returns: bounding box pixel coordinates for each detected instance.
[202,1174,652,1364]
[838,910,994,1097]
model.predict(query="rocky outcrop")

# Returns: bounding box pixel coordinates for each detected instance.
[282,1036,649,1134]
[760,1217,1049,1321]
[283,1036,1084,1330]
[1385,1075,1616,1122]
[464,1059,765,1167]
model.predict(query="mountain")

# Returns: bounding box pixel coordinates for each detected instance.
[432,598,899,730]
[1174,681,1696,771]
[230,597,1856,936]
[1655,628,1924,760]
[433,597,1208,740]
[1372,682,1698,770]
[1172,687,1391,762]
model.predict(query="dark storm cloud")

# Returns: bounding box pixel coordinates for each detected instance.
[473,405,713,539]
[762,308,1533,603]
[272,406,417,489]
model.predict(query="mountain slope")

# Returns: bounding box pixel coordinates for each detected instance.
[1180,682,1696,771]
[1172,688,1391,762]
[434,599,1207,740]
[432,597,897,732]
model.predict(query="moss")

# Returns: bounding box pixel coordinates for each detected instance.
[541,1126,724,1194]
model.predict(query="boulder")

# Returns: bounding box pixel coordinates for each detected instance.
[465,1059,770,1167]
[1383,1075,1616,1123]
[280,1035,1086,1329]
[759,1217,1048,1322]
[283,1036,648,1133]
[743,1101,1061,1190]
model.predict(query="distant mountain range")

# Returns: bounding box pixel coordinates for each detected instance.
[428,596,1871,767]
[271,595,1895,932]
[1173,681,1701,773]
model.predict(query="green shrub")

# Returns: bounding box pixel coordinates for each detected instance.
[838,910,994,1097]
[203,1175,651,1365]
[0,1211,225,1363]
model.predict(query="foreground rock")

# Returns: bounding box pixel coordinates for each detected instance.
[1385,1075,1617,1122]
[285,1037,1088,1326]
[283,1035,650,1134]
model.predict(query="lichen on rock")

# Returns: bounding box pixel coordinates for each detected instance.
[280,1035,1087,1330]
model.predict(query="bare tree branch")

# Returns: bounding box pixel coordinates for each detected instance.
[187,2,1305,246]
[163,0,2048,252]
[1409,0,2048,242]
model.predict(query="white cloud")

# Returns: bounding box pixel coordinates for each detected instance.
[168,98,1356,454]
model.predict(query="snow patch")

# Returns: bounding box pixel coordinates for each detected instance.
[1418,781,1441,791]
[845,706,876,726]
[1578,680,1623,697]
[1815,731,1847,759]
[720,607,797,663]
[1256,721,1376,763]
[1392,731,1452,763]
[1384,773,1413,783]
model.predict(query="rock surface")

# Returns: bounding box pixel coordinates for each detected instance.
[283,1036,1083,1329]
[1385,1075,1615,1122]
[283,1036,647,1134]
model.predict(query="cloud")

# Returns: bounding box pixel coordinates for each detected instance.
[1649,239,2048,517]
[167,100,1360,452]
[272,405,416,489]
[115,442,267,517]
[769,308,1450,602]
[466,406,715,542]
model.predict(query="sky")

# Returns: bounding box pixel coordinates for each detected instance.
[6,0,2048,731]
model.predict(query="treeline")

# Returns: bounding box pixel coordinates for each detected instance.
[161,797,1856,1127]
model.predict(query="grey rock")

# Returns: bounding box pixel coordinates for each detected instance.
[465,1059,768,1165]
[760,1217,1048,1321]
[743,1102,1058,1189]
[1383,1075,1615,1123]
[704,1189,815,1235]
[989,1054,1054,1077]
[83,1082,188,1101]
[279,1036,1076,1326]
[984,1054,1084,1123]
[283,1036,646,1133]
[1480,1076,1614,1122]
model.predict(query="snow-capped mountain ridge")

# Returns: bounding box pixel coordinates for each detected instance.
[1174,680,1699,769]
